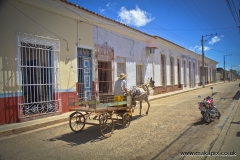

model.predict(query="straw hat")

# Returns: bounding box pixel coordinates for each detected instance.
[118,73,127,80]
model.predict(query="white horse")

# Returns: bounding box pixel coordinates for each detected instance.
[127,77,155,116]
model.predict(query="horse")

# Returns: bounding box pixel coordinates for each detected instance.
[127,77,155,116]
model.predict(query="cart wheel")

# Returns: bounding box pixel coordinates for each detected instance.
[98,113,104,123]
[69,112,85,132]
[99,114,114,138]
[122,112,131,128]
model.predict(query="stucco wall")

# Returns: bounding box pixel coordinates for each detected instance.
[93,26,156,88]
[0,0,94,96]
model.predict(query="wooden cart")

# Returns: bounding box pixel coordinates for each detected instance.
[68,93,136,138]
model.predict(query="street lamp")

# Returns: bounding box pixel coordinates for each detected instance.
[223,54,232,82]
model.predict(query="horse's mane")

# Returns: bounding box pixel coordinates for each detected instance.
[137,78,154,95]
[138,84,150,95]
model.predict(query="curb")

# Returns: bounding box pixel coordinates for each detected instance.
[0,117,70,138]
[206,97,240,160]
[148,82,223,102]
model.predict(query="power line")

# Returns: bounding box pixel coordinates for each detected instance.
[138,26,236,31]
[211,48,240,54]
[183,0,209,29]
[6,0,69,50]
[230,0,240,23]
[54,0,136,54]
[174,0,204,31]
[226,0,240,32]
[63,0,200,49]
[95,0,200,48]
[70,0,239,53]
[184,0,240,59]
[192,0,215,30]
[94,0,231,52]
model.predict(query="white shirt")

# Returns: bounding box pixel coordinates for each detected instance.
[114,79,126,96]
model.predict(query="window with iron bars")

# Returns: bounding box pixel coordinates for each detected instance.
[98,61,113,95]
[136,65,143,85]
[18,39,60,119]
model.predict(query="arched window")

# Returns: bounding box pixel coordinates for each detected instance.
[183,60,186,87]
[170,56,174,88]
[177,58,181,88]
[209,68,212,83]
[189,61,191,87]
[161,54,166,89]
[193,62,196,87]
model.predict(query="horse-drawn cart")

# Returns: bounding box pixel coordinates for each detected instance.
[68,93,136,138]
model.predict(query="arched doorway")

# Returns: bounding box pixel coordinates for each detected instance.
[189,61,191,88]
[183,60,186,87]
[170,56,174,88]
[177,58,181,88]
[193,62,196,87]
[161,54,166,90]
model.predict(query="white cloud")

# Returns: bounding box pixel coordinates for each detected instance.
[99,7,105,13]
[106,3,116,10]
[204,46,211,51]
[189,45,210,52]
[118,6,154,27]
[209,35,222,45]
[189,45,201,51]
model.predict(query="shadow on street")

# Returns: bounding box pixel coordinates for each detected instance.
[46,114,143,146]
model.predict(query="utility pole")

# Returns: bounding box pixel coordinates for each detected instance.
[224,55,225,82]
[201,35,205,88]
[201,33,217,88]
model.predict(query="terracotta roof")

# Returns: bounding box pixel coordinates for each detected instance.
[146,46,158,49]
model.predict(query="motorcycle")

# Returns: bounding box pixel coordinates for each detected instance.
[198,87,221,123]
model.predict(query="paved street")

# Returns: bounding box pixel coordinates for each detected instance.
[0,81,239,160]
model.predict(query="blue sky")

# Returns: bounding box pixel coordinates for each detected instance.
[68,0,240,72]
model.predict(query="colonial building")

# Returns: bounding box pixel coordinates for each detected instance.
[0,0,218,125]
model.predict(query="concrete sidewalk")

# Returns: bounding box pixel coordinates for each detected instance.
[0,82,224,138]
[207,91,240,160]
